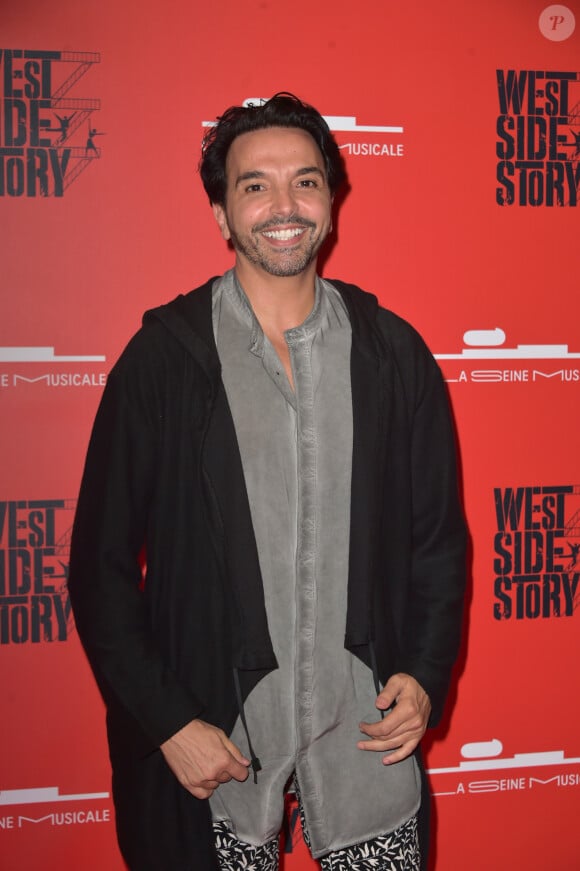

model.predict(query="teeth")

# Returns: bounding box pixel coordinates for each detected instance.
[263,228,304,240]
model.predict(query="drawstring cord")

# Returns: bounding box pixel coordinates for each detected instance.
[368,640,385,720]
[233,668,262,783]
[233,644,384,785]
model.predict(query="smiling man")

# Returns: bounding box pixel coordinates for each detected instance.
[69,93,467,871]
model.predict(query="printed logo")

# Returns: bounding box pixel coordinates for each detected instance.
[0,500,75,644]
[202,98,405,159]
[0,49,102,197]
[329,113,404,159]
[493,485,580,620]
[429,738,580,797]
[496,69,580,206]
[0,786,111,831]
[0,345,107,389]
[436,327,580,384]
[539,5,576,41]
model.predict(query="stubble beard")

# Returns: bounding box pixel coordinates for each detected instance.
[229,216,324,278]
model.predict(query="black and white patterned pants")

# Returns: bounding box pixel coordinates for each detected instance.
[213,786,420,871]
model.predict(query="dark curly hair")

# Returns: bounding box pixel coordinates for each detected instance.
[200,92,346,205]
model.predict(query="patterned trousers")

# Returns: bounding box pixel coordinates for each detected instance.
[213,787,420,871]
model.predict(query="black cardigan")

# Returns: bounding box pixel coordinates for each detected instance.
[68,277,467,870]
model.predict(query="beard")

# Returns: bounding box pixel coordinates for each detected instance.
[228,215,325,277]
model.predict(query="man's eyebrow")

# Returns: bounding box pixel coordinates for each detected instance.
[295,166,325,179]
[234,166,326,187]
[234,170,266,187]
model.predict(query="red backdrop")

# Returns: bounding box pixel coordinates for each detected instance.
[2,2,579,869]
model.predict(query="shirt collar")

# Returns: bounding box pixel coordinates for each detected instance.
[222,269,325,358]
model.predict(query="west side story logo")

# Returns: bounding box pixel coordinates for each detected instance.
[0,500,75,644]
[493,485,580,620]
[496,69,580,206]
[0,49,102,197]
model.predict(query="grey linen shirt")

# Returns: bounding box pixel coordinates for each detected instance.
[209,270,420,857]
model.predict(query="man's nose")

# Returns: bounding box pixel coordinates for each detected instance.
[270,184,297,216]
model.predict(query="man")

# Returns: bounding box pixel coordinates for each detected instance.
[69,93,466,871]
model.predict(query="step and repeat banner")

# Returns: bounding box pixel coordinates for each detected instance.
[1,1,579,869]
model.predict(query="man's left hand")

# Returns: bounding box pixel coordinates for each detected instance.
[357,672,431,764]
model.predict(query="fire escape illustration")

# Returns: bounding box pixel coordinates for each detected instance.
[564,96,580,206]
[563,485,580,611]
[51,499,77,639]
[49,52,101,195]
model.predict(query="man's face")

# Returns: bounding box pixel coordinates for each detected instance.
[212,126,333,279]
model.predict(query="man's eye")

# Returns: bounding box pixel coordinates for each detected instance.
[298,179,317,188]
[245,183,264,193]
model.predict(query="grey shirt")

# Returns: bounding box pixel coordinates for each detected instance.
[209,270,420,857]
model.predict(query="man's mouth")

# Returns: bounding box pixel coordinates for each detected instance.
[261,227,306,241]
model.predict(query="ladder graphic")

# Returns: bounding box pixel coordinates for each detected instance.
[565,510,580,540]
[51,51,101,102]
[50,99,101,145]
[58,147,102,192]
[52,500,77,640]
[563,485,580,539]
[567,97,580,127]
[46,52,102,196]
[561,486,580,612]
[563,99,580,206]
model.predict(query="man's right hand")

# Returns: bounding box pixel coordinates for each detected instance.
[160,719,250,799]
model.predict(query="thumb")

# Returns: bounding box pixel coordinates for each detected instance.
[376,674,402,710]
[223,735,251,766]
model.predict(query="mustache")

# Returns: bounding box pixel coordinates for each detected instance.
[253,215,316,233]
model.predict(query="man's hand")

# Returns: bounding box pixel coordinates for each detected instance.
[357,673,431,765]
[160,719,250,799]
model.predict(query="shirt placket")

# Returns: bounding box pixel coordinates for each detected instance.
[287,325,325,838]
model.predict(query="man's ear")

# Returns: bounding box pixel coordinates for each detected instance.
[212,202,231,241]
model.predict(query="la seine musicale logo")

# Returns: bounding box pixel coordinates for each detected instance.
[496,69,580,206]
[493,485,580,620]
[0,499,75,645]
[0,49,102,197]
[203,98,405,160]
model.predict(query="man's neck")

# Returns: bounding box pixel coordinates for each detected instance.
[234,262,317,335]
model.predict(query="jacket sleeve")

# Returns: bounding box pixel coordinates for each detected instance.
[68,330,206,750]
[395,333,467,727]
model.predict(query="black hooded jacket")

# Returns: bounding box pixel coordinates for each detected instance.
[68,277,467,870]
